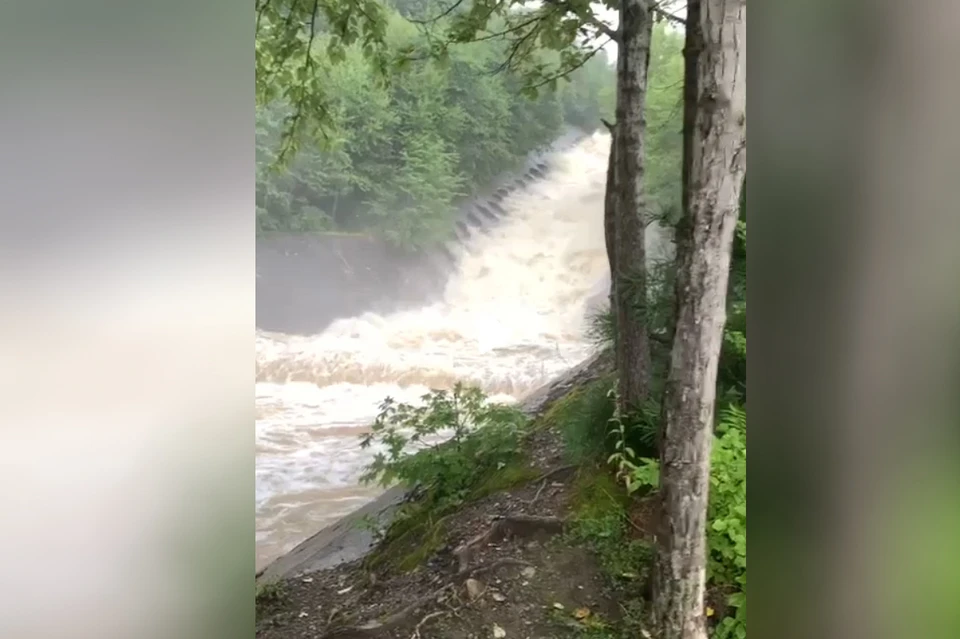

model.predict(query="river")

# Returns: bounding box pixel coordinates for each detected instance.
[254,132,670,571]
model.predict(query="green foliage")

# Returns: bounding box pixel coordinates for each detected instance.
[568,469,652,583]
[719,214,747,403]
[607,388,659,495]
[544,377,660,469]
[645,24,686,225]
[586,257,680,355]
[359,382,536,573]
[255,1,619,248]
[256,0,392,160]
[542,376,616,463]
[708,405,747,639]
[610,405,748,638]
[359,383,530,511]
[255,581,288,620]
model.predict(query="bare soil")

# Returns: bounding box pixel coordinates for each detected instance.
[256,429,644,639]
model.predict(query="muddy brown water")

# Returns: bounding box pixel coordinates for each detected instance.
[254,133,673,572]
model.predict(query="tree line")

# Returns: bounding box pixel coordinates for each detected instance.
[257,0,614,248]
[257,0,687,250]
[257,1,746,637]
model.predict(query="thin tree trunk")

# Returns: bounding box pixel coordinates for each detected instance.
[613,0,653,415]
[602,119,618,307]
[652,1,746,638]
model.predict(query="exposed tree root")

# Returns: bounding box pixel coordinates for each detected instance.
[318,466,573,638]
[410,610,448,639]
[532,464,577,484]
[524,479,548,505]
[321,585,454,639]
[519,464,576,507]
[321,514,565,639]
[454,515,566,574]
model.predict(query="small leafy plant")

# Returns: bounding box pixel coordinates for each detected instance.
[359,382,529,511]
[707,406,747,639]
[607,388,659,495]
[609,403,747,639]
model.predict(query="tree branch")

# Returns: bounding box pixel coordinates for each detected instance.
[652,2,686,26]
[526,39,610,90]
[541,0,620,42]
[493,18,545,74]
[408,0,468,25]
[467,13,546,44]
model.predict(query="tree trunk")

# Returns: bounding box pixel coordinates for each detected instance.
[602,119,619,307]
[652,1,746,638]
[667,0,703,347]
[613,0,653,415]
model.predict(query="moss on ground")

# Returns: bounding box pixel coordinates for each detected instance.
[363,505,451,574]
[255,581,288,621]
[469,461,541,500]
[364,457,539,575]
[568,466,653,589]
[540,376,617,463]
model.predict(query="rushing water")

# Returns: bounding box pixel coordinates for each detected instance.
[254,132,671,571]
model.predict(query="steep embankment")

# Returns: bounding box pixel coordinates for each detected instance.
[254,352,640,639]
[255,351,612,585]
[255,130,587,336]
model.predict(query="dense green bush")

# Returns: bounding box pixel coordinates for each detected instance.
[359,383,530,510]
[708,405,747,639]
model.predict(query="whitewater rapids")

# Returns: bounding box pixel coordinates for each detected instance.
[255,132,671,570]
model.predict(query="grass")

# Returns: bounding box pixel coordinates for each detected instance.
[568,469,653,582]
[468,461,541,500]
[363,504,451,574]
[542,376,617,463]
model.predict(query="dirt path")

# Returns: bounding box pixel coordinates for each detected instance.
[257,461,628,639]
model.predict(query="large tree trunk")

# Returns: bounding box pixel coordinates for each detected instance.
[652,1,746,638]
[613,0,653,415]
[667,0,703,347]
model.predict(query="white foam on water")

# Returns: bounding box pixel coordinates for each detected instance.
[254,132,671,570]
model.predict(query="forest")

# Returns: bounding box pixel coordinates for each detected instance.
[256,1,746,638]
[256,0,684,250]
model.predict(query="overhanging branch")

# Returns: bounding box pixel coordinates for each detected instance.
[652,1,686,26]
[540,0,620,42]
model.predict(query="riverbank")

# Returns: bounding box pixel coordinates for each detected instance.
[255,350,613,586]
[255,339,745,639]
[254,350,648,639]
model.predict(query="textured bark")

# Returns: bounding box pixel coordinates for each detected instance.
[668,0,703,346]
[613,0,653,414]
[602,119,619,305]
[652,1,746,638]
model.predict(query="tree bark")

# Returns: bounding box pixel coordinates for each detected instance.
[602,119,618,307]
[613,0,653,415]
[652,1,746,638]
[667,0,703,347]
